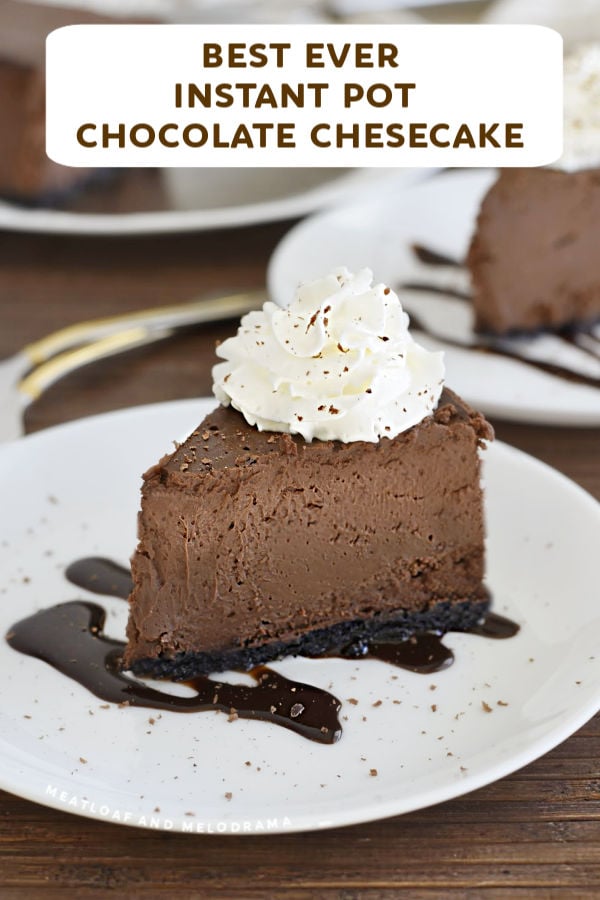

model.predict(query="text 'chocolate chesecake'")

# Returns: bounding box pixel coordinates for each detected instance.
[123,388,493,679]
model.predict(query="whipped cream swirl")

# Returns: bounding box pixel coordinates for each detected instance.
[560,43,600,171]
[212,268,445,443]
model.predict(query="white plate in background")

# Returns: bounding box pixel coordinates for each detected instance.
[0,168,425,235]
[268,169,600,426]
[0,399,598,833]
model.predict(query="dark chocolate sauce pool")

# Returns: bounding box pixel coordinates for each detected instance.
[6,557,519,744]
[66,557,132,599]
[328,632,455,674]
[6,600,341,744]
[403,244,600,389]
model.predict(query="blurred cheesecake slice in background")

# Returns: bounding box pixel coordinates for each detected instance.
[468,43,600,336]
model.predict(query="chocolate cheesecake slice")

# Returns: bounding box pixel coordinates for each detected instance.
[467,167,600,335]
[123,388,493,679]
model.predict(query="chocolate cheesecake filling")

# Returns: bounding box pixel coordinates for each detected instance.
[468,167,600,335]
[123,389,493,677]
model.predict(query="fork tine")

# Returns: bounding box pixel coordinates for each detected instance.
[19,327,174,401]
[23,289,264,365]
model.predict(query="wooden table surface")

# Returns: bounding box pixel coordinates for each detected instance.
[0,221,599,898]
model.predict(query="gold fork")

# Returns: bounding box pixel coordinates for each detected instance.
[0,289,264,443]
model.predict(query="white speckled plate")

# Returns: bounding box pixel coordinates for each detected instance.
[268,170,600,427]
[0,399,598,833]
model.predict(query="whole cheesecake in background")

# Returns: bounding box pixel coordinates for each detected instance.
[123,269,494,679]
[0,59,99,204]
[0,1,110,204]
[468,44,600,336]
[0,0,161,208]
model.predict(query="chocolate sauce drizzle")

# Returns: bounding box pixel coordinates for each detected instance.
[402,244,600,389]
[66,557,132,599]
[5,557,519,744]
[328,632,455,674]
[469,612,520,639]
[412,244,461,268]
[6,600,341,744]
